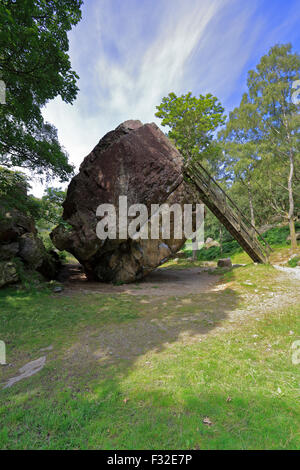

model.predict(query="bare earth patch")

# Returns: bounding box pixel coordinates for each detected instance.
[58,264,300,377]
[3,264,299,390]
[59,264,221,297]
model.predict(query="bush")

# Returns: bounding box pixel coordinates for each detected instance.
[262,223,300,246]
[183,224,300,262]
[0,167,42,219]
[287,256,300,268]
[184,239,242,261]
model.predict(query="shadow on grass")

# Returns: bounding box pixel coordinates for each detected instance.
[1,357,298,449]
[1,278,297,449]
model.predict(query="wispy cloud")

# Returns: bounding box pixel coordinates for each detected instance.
[92,0,223,121]
[38,0,297,196]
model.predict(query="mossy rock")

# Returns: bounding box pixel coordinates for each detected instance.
[0,260,19,288]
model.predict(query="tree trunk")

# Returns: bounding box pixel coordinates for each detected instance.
[288,152,297,252]
[281,103,297,252]
[192,235,198,261]
[247,181,256,240]
[247,181,256,228]
[219,225,223,255]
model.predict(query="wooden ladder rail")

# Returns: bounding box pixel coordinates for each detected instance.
[184,161,272,263]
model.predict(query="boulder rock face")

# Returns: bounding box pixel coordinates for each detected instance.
[51,120,201,283]
[0,261,19,288]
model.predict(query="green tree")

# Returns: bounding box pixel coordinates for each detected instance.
[220,44,300,249]
[156,92,225,259]
[39,186,66,226]
[220,93,262,229]
[246,43,300,251]
[155,92,225,169]
[0,166,41,217]
[0,0,83,181]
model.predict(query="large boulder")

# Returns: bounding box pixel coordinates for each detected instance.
[18,232,58,279]
[0,242,19,260]
[51,120,202,283]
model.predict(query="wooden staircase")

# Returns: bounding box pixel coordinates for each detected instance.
[185,160,272,263]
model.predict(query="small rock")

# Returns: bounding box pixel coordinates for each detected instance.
[53,286,63,293]
[205,238,220,249]
[217,258,232,268]
[203,417,213,426]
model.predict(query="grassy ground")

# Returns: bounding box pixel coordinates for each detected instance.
[161,244,300,269]
[0,264,299,449]
[231,244,300,266]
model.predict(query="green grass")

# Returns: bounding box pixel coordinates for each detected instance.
[288,256,300,268]
[0,288,141,353]
[222,263,282,288]
[64,252,79,264]
[0,264,299,449]
[159,258,207,270]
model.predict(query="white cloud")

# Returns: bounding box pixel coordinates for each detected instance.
[37,0,263,196]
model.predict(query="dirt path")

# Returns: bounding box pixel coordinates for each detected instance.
[274,265,300,280]
[59,263,221,297]
[3,263,300,389]
[61,264,300,374]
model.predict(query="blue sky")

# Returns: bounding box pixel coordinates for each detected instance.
[35,0,300,196]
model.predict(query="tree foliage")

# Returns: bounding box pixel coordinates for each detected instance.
[0,0,83,180]
[38,186,66,226]
[155,92,225,168]
[0,166,41,217]
[220,44,300,248]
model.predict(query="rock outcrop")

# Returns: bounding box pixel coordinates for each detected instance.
[51,120,202,283]
[0,260,19,288]
[0,205,60,288]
